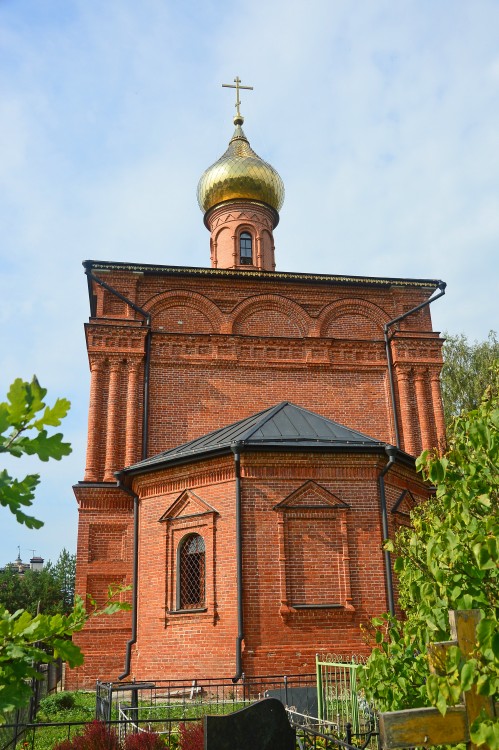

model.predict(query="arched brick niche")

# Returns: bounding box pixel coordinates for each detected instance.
[230,294,310,338]
[145,291,223,334]
[318,300,388,339]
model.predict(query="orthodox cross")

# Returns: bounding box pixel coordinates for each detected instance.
[222,76,253,118]
[379,610,496,749]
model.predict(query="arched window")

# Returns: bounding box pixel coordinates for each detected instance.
[178,534,205,609]
[239,232,253,265]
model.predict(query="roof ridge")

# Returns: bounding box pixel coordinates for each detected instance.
[291,402,383,442]
[235,402,289,443]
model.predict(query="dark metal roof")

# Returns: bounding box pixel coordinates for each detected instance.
[84,259,443,291]
[122,402,388,476]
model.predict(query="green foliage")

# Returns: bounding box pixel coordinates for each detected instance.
[0,549,77,616]
[360,368,499,747]
[0,566,61,616]
[35,690,100,731]
[39,690,76,714]
[0,591,128,722]
[441,330,499,425]
[50,548,77,612]
[0,378,130,725]
[0,376,71,528]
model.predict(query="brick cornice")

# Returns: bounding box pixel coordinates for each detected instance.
[73,483,133,512]
[132,458,235,498]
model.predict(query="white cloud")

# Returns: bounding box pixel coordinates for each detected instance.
[1,0,499,563]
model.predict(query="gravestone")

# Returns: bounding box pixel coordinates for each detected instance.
[264,686,318,724]
[204,697,296,750]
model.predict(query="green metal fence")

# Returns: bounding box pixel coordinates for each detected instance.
[316,653,378,747]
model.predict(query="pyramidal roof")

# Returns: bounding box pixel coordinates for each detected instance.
[121,402,388,476]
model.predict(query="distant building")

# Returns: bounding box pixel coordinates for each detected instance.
[1,551,44,574]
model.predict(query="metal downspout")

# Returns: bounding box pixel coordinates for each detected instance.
[378,446,397,616]
[231,445,244,683]
[116,476,139,681]
[384,281,446,448]
[83,264,152,681]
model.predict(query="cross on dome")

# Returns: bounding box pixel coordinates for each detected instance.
[222,76,253,123]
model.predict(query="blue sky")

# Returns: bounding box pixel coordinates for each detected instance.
[1,0,498,565]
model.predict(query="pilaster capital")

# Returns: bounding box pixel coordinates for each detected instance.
[395,365,412,382]
[413,367,428,383]
[107,357,122,373]
[126,358,142,375]
[89,356,105,374]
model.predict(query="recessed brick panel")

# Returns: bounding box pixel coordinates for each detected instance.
[88,523,128,562]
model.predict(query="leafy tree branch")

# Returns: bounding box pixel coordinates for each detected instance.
[0,377,71,528]
[0,378,129,724]
[360,367,499,748]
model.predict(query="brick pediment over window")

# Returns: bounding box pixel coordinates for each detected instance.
[391,489,417,528]
[274,482,353,616]
[274,480,350,510]
[159,489,218,522]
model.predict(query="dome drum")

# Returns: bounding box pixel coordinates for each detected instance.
[206,201,277,271]
[203,198,280,231]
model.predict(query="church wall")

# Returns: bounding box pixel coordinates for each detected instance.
[86,269,443,464]
[146,357,392,457]
[130,459,241,679]
[239,453,383,675]
[85,451,433,684]
[73,266,444,686]
[66,484,134,689]
[238,452,431,675]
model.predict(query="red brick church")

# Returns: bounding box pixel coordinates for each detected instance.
[69,83,446,688]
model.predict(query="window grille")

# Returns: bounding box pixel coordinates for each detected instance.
[240,232,253,265]
[178,534,205,609]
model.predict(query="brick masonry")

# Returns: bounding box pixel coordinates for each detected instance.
[68,261,444,688]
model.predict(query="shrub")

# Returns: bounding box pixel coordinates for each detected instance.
[124,730,166,749]
[39,691,76,715]
[53,720,120,750]
[178,722,203,750]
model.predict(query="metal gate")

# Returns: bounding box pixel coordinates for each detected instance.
[316,654,378,747]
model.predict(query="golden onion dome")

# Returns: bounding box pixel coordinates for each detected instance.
[197,115,285,216]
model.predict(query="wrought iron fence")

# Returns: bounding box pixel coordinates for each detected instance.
[1,714,378,750]
[0,659,63,750]
[96,673,317,724]
[0,717,202,750]
[1,669,378,750]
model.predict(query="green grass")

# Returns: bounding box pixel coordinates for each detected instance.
[15,691,97,750]
[126,698,249,723]
[6,692,248,749]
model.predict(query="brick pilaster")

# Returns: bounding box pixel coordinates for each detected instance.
[414,369,432,451]
[84,358,104,482]
[397,367,417,455]
[430,371,446,450]
[104,360,122,482]
[125,360,140,467]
